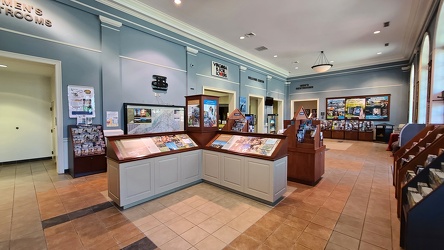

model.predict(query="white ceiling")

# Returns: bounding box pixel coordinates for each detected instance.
[111,0,434,78]
[0,56,54,78]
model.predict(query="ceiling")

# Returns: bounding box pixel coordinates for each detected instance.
[0,56,54,78]
[111,0,435,78]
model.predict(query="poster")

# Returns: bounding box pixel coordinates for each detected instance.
[239,96,247,113]
[345,98,366,119]
[365,96,389,120]
[187,99,200,127]
[326,98,346,119]
[203,99,217,127]
[106,111,119,127]
[68,85,95,118]
[326,95,390,120]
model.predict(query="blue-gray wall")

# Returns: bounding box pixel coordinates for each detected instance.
[0,0,412,138]
[288,63,410,126]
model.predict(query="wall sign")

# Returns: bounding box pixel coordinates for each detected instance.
[1,1,52,27]
[152,75,168,92]
[247,76,265,83]
[296,84,314,90]
[211,61,228,78]
[326,94,390,121]
[68,85,95,118]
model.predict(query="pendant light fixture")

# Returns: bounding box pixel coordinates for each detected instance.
[311,51,333,73]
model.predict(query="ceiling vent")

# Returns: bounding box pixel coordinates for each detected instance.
[245,32,256,38]
[384,21,390,27]
[255,46,268,51]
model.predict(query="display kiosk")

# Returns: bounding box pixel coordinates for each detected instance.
[106,132,202,209]
[285,107,326,185]
[185,94,219,146]
[203,131,288,204]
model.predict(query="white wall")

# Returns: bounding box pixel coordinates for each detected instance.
[0,72,52,162]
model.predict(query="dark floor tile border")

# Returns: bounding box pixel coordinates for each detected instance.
[121,237,157,250]
[42,201,114,229]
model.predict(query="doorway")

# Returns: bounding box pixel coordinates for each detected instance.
[291,99,319,119]
[249,95,265,133]
[272,99,284,132]
[0,50,64,173]
[203,87,236,129]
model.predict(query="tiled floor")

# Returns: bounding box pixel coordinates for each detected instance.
[0,139,401,250]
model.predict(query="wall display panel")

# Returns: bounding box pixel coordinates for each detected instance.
[326,94,390,121]
[187,99,200,127]
[203,99,217,127]
[124,103,185,134]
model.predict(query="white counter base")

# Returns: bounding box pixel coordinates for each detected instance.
[107,149,287,209]
[108,150,201,209]
[202,150,287,205]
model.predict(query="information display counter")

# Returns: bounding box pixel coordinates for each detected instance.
[106,132,202,209]
[203,131,288,205]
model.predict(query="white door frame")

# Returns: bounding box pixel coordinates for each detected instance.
[274,98,284,131]
[0,50,64,174]
[291,98,319,119]
[249,94,265,133]
[202,86,237,113]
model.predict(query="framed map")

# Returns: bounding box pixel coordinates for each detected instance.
[124,103,185,134]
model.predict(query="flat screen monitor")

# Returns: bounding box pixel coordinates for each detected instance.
[265,97,274,106]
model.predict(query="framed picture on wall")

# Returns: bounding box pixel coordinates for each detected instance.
[305,109,311,117]
[326,94,390,120]
[312,109,317,118]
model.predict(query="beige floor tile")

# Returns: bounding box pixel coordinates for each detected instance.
[166,217,195,235]
[325,242,349,250]
[363,221,391,238]
[184,209,210,225]
[198,217,224,234]
[181,226,209,245]
[213,225,241,244]
[195,235,227,250]
[334,221,362,239]
[145,224,178,246]
[160,236,192,250]
[152,207,180,224]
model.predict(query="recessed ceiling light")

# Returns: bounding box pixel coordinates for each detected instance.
[374,30,380,34]
[274,55,278,58]
[294,67,299,69]
[174,0,181,4]
[240,36,245,40]
[330,60,334,63]
[0,64,7,68]
[377,52,382,55]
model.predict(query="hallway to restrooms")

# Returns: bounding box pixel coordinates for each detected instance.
[0,139,400,250]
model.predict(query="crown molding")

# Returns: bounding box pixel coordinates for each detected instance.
[99,15,122,28]
[98,0,288,77]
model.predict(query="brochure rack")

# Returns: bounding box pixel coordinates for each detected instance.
[68,124,106,178]
[285,107,326,185]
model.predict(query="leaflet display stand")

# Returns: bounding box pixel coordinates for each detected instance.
[285,106,326,185]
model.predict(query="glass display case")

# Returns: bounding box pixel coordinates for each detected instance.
[107,132,199,162]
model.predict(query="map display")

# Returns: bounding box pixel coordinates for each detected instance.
[210,134,280,156]
[114,134,198,159]
[125,104,185,134]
